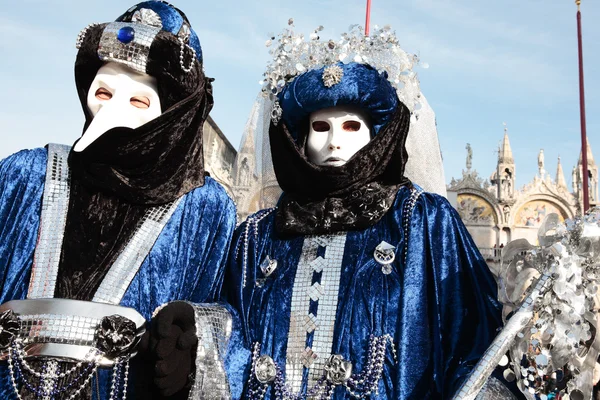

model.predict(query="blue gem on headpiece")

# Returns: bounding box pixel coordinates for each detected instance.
[117,26,136,44]
[116,1,203,62]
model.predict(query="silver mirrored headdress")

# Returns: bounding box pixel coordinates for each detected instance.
[260,21,424,119]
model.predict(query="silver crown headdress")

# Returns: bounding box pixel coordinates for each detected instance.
[259,20,426,124]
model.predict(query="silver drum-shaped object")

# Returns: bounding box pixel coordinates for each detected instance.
[0,298,146,366]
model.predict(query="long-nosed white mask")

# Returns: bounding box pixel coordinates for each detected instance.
[306,106,372,167]
[73,62,162,152]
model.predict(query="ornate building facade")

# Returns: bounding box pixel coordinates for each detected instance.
[202,115,281,222]
[447,126,598,267]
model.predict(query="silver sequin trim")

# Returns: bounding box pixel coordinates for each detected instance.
[27,144,180,305]
[98,22,161,74]
[19,314,100,346]
[285,233,347,394]
[92,198,182,304]
[185,303,232,400]
[28,144,71,299]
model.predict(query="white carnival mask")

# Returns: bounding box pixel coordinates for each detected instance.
[73,62,161,152]
[306,106,371,167]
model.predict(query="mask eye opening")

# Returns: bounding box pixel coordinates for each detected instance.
[312,121,330,132]
[95,87,113,101]
[130,96,151,109]
[342,120,361,132]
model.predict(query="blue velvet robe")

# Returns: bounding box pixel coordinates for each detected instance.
[0,147,237,399]
[225,186,503,399]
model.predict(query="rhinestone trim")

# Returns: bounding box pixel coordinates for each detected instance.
[402,186,423,264]
[237,208,277,288]
[27,144,181,304]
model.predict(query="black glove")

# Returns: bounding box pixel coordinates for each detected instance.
[142,301,198,397]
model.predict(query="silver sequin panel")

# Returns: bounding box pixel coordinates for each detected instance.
[27,144,181,305]
[98,22,161,74]
[92,198,182,305]
[19,314,100,346]
[28,144,71,299]
[185,303,233,400]
[285,233,347,394]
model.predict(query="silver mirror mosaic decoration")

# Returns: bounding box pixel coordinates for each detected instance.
[98,22,161,74]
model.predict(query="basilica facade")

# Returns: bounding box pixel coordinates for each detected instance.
[447,126,598,266]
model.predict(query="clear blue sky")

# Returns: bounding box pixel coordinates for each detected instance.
[1,0,598,189]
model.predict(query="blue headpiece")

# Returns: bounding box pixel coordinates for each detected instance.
[261,22,424,140]
[76,1,202,74]
[278,62,399,140]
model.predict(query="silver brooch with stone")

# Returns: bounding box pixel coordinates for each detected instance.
[260,255,278,278]
[324,354,352,385]
[254,355,277,384]
[374,241,396,275]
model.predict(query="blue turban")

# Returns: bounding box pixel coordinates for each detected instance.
[278,62,399,140]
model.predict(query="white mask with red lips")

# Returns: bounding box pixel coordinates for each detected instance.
[306,106,372,167]
[73,62,162,152]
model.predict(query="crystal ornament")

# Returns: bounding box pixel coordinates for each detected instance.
[131,8,162,28]
[260,21,424,120]
[117,26,135,44]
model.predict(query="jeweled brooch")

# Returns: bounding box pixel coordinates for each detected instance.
[322,65,344,88]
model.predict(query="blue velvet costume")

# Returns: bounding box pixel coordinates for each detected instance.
[0,148,236,399]
[224,60,504,399]
[0,146,236,399]
[0,2,238,398]
[226,187,502,399]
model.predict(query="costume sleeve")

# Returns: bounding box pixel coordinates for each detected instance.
[0,148,46,292]
[406,192,503,398]
[221,211,276,400]
[149,181,238,399]
[185,186,239,398]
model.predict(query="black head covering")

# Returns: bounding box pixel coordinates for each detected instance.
[68,2,212,205]
[270,63,413,236]
[55,3,212,305]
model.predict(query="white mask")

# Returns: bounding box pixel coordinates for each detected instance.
[306,106,371,167]
[73,62,161,152]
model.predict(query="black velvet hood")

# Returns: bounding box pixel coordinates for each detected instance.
[69,21,212,205]
[54,6,213,307]
[271,101,412,237]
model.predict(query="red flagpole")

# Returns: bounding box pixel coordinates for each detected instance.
[576,0,590,212]
[365,0,372,36]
